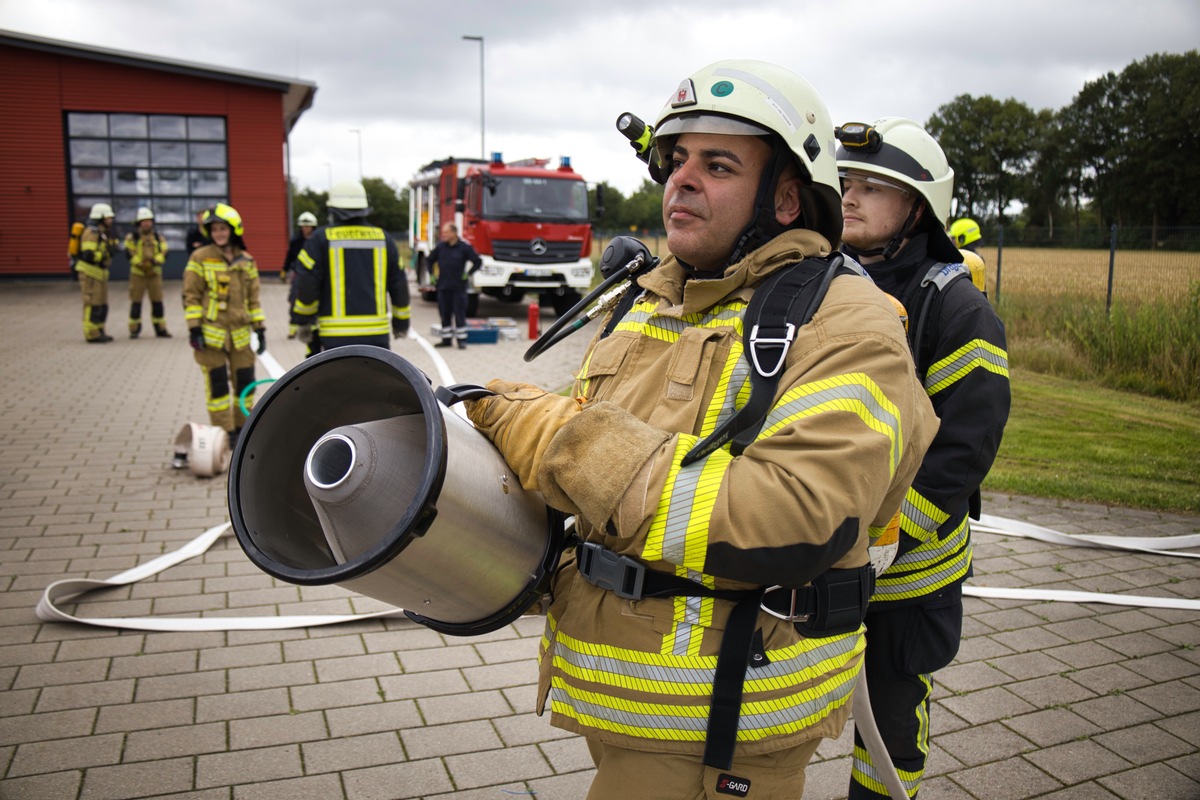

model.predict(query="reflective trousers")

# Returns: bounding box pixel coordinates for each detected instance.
[850,585,964,799]
[79,273,108,341]
[192,345,257,433]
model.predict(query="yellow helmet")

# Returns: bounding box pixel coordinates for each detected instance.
[203,203,244,238]
[949,218,982,247]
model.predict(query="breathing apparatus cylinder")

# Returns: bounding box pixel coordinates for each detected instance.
[227,346,563,635]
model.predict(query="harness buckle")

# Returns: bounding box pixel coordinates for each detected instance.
[576,542,647,600]
[760,585,812,623]
[747,322,796,378]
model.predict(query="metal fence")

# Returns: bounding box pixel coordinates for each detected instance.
[595,226,1200,312]
[989,225,1200,311]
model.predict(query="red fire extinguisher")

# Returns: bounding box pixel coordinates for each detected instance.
[527,300,541,340]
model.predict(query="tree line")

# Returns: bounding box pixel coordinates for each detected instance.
[290,50,1197,244]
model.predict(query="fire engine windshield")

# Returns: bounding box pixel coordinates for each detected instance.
[482,176,589,223]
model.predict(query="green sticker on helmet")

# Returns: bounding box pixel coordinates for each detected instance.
[712,81,734,97]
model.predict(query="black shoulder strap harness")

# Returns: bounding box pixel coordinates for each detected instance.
[907,261,972,369]
[683,253,865,466]
[577,253,872,770]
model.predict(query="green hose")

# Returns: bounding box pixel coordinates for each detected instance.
[238,378,276,416]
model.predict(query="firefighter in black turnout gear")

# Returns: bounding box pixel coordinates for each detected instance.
[291,180,410,355]
[836,118,1010,799]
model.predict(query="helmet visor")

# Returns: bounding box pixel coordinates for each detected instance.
[656,112,772,139]
[839,169,912,196]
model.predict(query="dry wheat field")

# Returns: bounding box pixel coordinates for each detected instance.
[984,247,1200,303]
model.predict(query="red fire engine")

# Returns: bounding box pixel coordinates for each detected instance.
[408,153,598,316]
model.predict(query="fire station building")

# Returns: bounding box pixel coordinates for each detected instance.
[0,29,316,279]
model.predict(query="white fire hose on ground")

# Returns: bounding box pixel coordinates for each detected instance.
[41,342,1200,797]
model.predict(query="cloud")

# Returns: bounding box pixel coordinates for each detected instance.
[3,0,1198,196]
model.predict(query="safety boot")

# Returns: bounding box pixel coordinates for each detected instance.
[434,337,453,348]
[130,322,142,339]
[155,325,172,338]
[456,339,467,350]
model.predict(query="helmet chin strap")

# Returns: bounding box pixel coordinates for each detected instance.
[726,140,792,268]
[847,198,922,261]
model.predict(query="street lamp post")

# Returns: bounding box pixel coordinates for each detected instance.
[462,35,484,159]
[349,129,363,181]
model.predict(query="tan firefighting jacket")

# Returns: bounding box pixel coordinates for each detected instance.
[75,225,112,281]
[124,231,168,277]
[183,243,265,351]
[535,229,939,757]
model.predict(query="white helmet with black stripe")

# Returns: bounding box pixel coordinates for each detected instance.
[836,117,960,261]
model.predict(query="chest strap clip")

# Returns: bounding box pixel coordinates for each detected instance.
[576,541,646,600]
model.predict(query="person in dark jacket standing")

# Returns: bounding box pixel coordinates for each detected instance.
[428,222,481,349]
[836,117,1010,799]
[186,208,210,254]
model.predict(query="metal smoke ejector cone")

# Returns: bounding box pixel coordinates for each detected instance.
[227,346,564,635]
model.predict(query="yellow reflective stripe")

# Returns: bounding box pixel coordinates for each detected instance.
[374,245,387,316]
[317,316,390,336]
[643,436,698,563]
[900,487,948,540]
[925,339,1009,395]
[392,305,411,320]
[549,626,863,743]
[184,305,203,321]
[874,517,971,601]
[852,744,923,798]
[760,372,903,477]
[699,337,750,439]
[230,327,252,350]
[248,308,265,324]
[201,324,226,348]
[294,299,319,315]
[331,247,345,318]
[75,263,108,281]
[297,249,316,270]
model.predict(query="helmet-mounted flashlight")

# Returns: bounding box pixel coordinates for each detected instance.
[835,122,883,153]
[616,112,654,163]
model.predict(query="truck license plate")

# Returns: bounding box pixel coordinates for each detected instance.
[524,268,551,277]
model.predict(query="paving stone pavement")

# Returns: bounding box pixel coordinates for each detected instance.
[1,277,1197,800]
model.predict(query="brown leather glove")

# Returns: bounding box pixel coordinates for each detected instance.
[464,379,584,491]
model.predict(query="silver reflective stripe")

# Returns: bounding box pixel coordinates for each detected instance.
[763,381,902,469]
[714,67,803,133]
[925,341,1009,392]
[329,240,385,250]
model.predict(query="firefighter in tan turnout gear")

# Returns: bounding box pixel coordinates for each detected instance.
[463,60,939,798]
[76,202,116,343]
[182,203,266,453]
[124,206,171,338]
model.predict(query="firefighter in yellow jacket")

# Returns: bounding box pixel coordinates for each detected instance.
[76,202,115,343]
[463,60,940,798]
[182,203,266,450]
[124,206,171,338]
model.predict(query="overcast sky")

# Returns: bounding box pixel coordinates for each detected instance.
[4,0,1199,198]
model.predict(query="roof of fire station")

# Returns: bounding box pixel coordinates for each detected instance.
[0,28,317,130]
